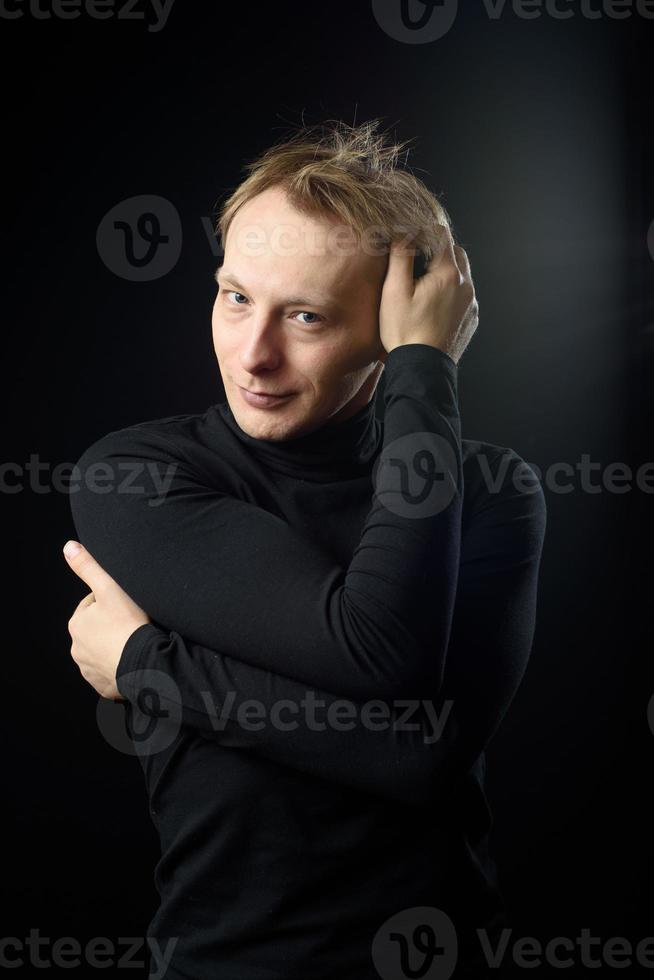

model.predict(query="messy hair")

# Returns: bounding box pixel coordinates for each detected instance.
[214,118,454,265]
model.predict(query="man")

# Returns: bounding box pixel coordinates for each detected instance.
[65,119,546,979]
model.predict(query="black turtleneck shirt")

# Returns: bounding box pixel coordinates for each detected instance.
[69,343,547,979]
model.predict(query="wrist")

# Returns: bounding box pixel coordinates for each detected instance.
[385,339,452,357]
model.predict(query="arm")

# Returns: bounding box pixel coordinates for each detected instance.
[70,343,463,703]
[111,450,548,806]
[117,623,462,806]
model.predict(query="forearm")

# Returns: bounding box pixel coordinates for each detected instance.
[115,621,461,806]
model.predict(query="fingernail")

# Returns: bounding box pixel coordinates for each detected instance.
[64,541,81,559]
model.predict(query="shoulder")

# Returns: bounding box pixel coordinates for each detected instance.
[461,438,547,543]
[461,438,543,499]
[74,408,220,470]
[70,408,237,527]
[71,407,240,503]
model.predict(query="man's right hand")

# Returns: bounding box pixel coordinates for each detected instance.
[378,224,479,364]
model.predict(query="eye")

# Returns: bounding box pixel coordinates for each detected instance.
[294,311,323,326]
[225,290,249,305]
[223,291,324,327]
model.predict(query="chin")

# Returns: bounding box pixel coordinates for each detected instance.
[228,396,301,442]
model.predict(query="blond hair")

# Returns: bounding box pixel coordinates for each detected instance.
[214,118,454,264]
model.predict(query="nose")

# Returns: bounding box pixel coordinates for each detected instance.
[238,312,285,374]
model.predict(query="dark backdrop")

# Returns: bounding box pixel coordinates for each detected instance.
[4,2,652,976]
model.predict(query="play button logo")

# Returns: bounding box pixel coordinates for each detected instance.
[372,0,459,43]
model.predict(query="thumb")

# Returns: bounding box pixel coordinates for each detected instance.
[63,540,113,595]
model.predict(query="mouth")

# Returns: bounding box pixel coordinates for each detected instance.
[237,385,295,408]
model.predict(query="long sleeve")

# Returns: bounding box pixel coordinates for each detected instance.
[70,343,463,702]
[116,622,464,807]
[116,436,547,811]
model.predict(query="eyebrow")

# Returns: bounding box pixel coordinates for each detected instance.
[216,269,336,309]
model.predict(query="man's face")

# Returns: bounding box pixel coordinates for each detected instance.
[212,185,388,442]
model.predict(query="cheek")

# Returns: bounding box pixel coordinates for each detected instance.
[211,310,232,359]
[211,325,221,362]
[210,304,220,344]
[308,345,361,395]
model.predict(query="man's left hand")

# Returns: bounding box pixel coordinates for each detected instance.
[63,541,151,700]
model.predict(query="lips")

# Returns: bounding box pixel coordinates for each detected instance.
[238,385,294,408]
[246,389,288,397]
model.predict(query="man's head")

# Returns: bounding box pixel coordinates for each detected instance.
[212,119,452,442]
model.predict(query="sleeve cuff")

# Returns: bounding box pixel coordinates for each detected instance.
[385,342,457,373]
[115,622,169,702]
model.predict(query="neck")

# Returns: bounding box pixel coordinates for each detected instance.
[216,377,384,482]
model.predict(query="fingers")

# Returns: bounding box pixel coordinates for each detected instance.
[71,591,96,617]
[426,223,460,281]
[453,244,472,284]
[68,591,96,636]
[384,227,474,302]
[382,236,419,296]
[455,245,478,321]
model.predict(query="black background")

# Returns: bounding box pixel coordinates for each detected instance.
[4,1,653,976]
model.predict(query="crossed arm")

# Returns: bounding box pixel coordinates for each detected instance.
[68,346,547,805]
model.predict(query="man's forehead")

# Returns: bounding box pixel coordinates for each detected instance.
[224,222,361,268]
[220,234,385,294]
[225,192,370,273]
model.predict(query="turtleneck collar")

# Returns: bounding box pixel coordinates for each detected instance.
[215,392,382,481]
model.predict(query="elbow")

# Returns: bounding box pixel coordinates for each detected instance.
[382,761,452,809]
[69,445,105,528]
[370,650,447,705]
[395,705,463,808]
